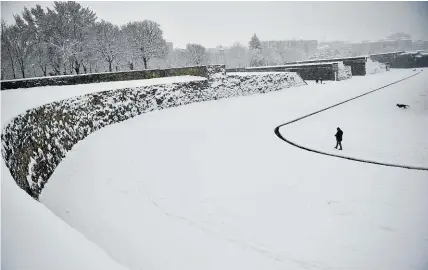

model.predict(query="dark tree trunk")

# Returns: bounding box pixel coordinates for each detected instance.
[19,60,25,78]
[51,61,61,75]
[143,57,148,69]
[74,60,80,74]
[63,63,68,75]
[108,61,112,72]
[39,65,47,76]
[10,60,16,79]
[11,64,16,79]
[6,46,16,79]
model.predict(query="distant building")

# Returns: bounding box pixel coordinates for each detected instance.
[412,40,428,51]
[350,38,413,55]
[261,39,318,55]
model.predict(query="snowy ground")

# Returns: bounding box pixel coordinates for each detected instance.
[22,69,427,270]
[305,80,333,85]
[1,163,128,270]
[283,70,428,168]
[0,75,205,126]
[1,75,206,270]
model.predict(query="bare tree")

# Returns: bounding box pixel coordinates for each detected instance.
[90,20,121,72]
[81,42,98,74]
[186,43,209,66]
[43,1,96,75]
[118,30,139,70]
[0,2,186,78]
[31,43,49,76]
[21,6,50,77]
[122,20,167,69]
[8,14,35,78]
[249,49,265,67]
[1,21,17,79]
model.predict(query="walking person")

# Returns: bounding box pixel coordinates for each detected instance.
[334,127,343,150]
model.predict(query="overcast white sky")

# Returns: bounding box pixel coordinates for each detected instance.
[1,1,428,48]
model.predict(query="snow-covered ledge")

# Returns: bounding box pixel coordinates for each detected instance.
[2,66,305,199]
[0,65,219,90]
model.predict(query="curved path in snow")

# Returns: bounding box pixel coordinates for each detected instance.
[274,71,428,171]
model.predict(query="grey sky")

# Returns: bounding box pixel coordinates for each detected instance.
[2,1,428,48]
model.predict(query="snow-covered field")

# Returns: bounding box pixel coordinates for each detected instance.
[1,167,128,270]
[283,70,428,168]
[2,69,428,270]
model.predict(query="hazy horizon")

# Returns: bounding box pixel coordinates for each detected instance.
[2,1,428,48]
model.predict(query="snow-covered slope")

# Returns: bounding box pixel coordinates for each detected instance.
[1,75,205,270]
[2,68,305,198]
[36,69,428,270]
[1,162,129,270]
[1,70,305,269]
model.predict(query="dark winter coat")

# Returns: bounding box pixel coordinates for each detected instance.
[335,129,343,141]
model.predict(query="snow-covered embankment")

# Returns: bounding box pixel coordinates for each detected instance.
[1,66,305,198]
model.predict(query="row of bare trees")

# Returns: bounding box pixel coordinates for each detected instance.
[1,2,311,80]
[1,2,213,80]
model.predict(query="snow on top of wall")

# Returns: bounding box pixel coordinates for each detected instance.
[369,51,405,56]
[398,51,428,56]
[292,55,368,63]
[282,62,340,68]
[1,65,213,83]
[1,76,206,127]
[228,72,298,76]
[246,62,339,70]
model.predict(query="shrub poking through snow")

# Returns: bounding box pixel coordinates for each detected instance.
[337,62,352,81]
[366,58,388,75]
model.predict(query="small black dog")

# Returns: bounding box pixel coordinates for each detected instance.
[396,103,410,109]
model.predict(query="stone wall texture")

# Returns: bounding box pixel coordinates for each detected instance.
[285,56,368,76]
[370,52,428,69]
[240,62,353,81]
[1,66,217,91]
